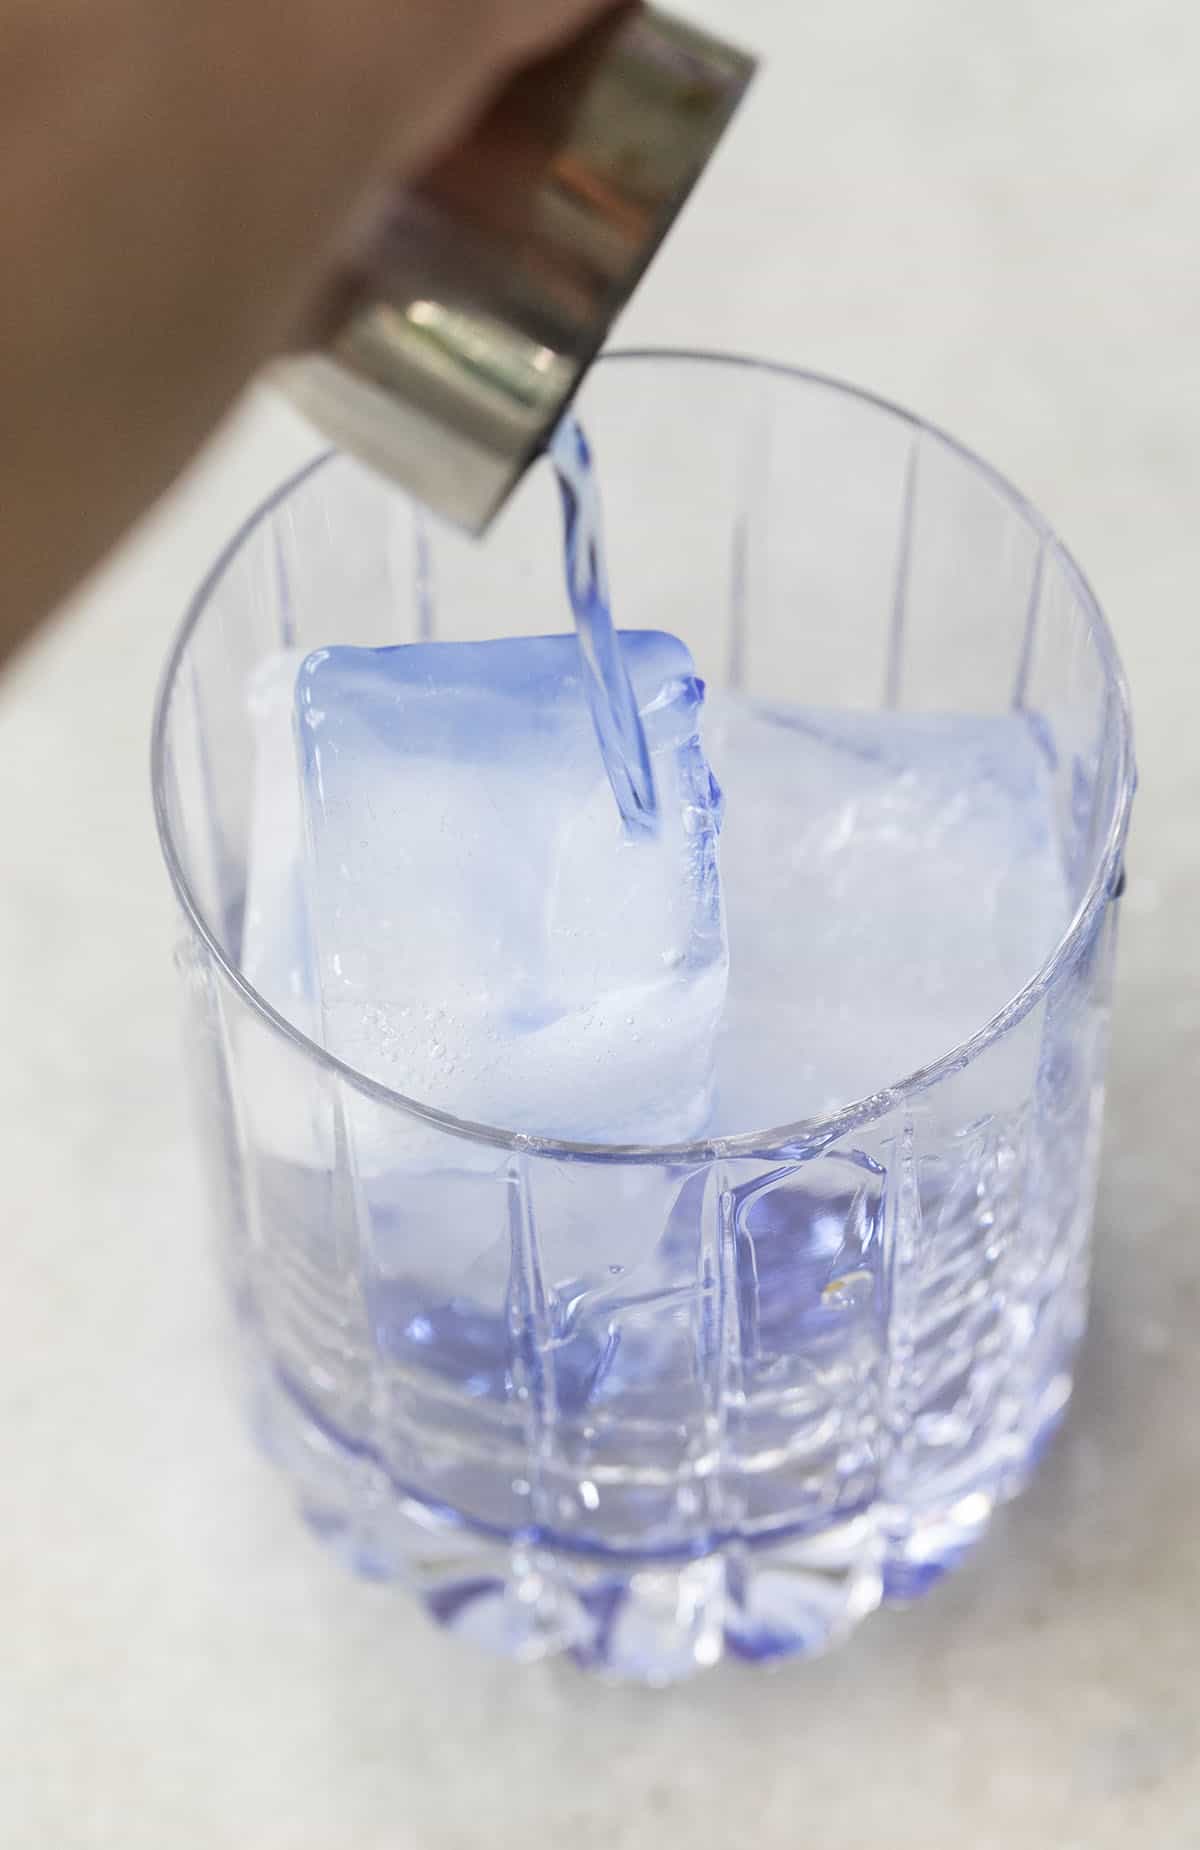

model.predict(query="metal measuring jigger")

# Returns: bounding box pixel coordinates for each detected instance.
[279,6,756,534]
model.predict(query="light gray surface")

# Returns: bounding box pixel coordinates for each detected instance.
[3,3,1199,1844]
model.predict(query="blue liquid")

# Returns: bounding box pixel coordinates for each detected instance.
[550,417,658,834]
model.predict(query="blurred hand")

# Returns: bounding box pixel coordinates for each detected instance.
[0,0,621,663]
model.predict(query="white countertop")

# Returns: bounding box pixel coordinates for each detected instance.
[4,3,1199,1844]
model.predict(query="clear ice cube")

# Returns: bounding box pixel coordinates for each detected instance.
[295,632,727,1143]
[708,701,1070,1131]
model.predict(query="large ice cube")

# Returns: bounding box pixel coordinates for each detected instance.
[295,632,727,1143]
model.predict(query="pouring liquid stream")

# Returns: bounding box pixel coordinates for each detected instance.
[550,417,658,835]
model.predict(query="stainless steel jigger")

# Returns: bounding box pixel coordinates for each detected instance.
[279,6,755,534]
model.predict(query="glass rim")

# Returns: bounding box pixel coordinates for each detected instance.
[151,347,1136,1166]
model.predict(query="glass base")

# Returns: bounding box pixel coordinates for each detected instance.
[250,1358,1073,1683]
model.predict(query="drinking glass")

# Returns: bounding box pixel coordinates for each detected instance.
[153,353,1134,1681]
